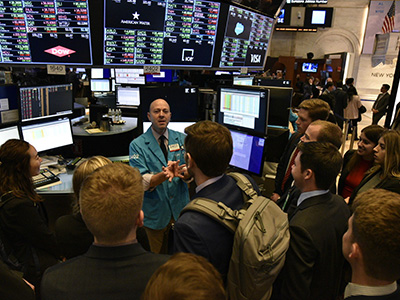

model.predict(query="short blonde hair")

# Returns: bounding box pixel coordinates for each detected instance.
[142,253,226,300]
[80,163,143,243]
[73,156,112,200]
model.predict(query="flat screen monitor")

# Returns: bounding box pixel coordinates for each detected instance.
[229,129,266,176]
[142,121,195,134]
[0,125,20,146]
[302,62,318,73]
[103,0,221,67]
[0,85,19,124]
[90,79,111,92]
[0,0,92,65]
[261,86,293,128]
[233,76,254,86]
[304,7,333,28]
[255,78,291,87]
[117,86,140,107]
[21,118,73,153]
[218,4,274,69]
[217,86,269,135]
[140,86,199,121]
[115,69,145,85]
[19,84,74,123]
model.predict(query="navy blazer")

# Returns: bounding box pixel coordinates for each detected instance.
[173,174,259,279]
[277,192,350,300]
[41,243,169,300]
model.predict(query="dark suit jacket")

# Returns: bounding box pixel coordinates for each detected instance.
[373,92,390,122]
[277,192,350,300]
[173,174,259,279]
[349,167,400,205]
[41,243,169,300]
[0,194,59,285]
[274,132,302,196]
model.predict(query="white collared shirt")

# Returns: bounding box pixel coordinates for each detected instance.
[195,175,224,194]
[344,282,397,299]
[297,190,330,207]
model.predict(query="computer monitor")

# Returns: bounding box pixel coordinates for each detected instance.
[21,118,74,153]
[0,125,20,146]
[140,86,199,121]
[229,129,266,176]
[302,62,318,73]
[233,76,254,86]
[0,85,19,124]
[145,70,176,83]
[115,69,145,85]
[19,84,74,123]
[142,121,195,134]
[0,0,92,65]
[117,86,140,107]
[103,0,221,67]
[218,4,274,69]
[217,86,270,135]
[260,86,293,128]
[90,79,111,92]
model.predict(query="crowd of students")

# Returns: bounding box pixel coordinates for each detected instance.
[0,95,399,300]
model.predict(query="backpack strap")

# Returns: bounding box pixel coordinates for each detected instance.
[227,172,258,201]
[0,191,15,208]
[180,197,245,233]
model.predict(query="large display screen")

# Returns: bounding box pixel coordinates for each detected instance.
[103,0,220,67]
[219,4,274,69]
[0,0,92,65]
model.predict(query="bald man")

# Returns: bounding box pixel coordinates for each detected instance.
[129,99,190,253]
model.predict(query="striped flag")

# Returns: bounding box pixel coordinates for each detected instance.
[382,0,396,33]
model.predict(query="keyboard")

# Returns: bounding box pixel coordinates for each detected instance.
[33,168,60,188]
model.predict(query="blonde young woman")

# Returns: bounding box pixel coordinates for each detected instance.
[348,130,400,205]
[55,156,149,259]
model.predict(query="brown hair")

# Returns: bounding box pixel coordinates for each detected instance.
[310,120,343,149]
[298,99,330,121]
[297,141,342,190]
[80,163,143,244]
[72,156,112,213]
[184,120,232,177]
[352,189,400,281]
[0,139,41,202]
[380,130,400,180]
[346,125,384,172]
[142,252,226,300]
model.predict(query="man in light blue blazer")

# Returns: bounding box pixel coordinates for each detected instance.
[129,99,190,253]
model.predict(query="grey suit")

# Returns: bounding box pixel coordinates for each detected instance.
[41,243,169,300]
[372,92,390,124]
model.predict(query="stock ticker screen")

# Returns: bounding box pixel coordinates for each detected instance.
[0,0,93,65]
[219,5,274,68]
[104,0,221,67]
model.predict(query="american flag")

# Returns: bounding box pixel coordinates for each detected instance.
[382,0,396,33]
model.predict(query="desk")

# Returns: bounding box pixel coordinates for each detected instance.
[72,117,139,157]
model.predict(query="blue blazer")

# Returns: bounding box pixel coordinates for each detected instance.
[129,127,189,230]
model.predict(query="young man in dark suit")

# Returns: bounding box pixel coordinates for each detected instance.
[271,99,331,202]
[41,163,169,300]
[372,84,390,125]
[275,142,350,300]
[342,189,400,300]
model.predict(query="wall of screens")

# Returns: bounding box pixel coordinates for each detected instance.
[0,0,93,65]
[0,1,275,69]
